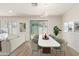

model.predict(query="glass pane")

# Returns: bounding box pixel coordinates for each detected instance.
[30,20,48,36]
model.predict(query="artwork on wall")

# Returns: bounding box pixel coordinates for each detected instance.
[64,23,69,32]
[64,22,74,32]
[20,23,26,32]
[68,22,74,32]
[64,21,79,32]
[74,22,79,32]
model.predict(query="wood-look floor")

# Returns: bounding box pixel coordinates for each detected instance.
[9,41,79,56]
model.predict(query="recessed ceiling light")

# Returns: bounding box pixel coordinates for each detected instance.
[31,3,38,6]
[9,10,13,13]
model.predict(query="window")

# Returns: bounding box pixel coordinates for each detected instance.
[30,20,48,35]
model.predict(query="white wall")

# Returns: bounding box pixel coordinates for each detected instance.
[62,5,79,52]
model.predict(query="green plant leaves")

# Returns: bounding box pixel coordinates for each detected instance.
[53,26,61,36]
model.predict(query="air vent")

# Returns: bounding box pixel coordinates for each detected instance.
[32,3,38,6]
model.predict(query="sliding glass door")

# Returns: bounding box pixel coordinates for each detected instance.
[30,20,48,40]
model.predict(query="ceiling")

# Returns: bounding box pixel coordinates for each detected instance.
[0,3,77,16]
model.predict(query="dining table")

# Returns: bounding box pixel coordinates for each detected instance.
[38,34,60,53]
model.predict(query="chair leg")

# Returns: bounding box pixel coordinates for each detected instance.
[64,51,65,56]
[60,50,61,56]
[55,50,57,56]
[39,48,42,56]
[51,48,54,55]
[60,51,65,56]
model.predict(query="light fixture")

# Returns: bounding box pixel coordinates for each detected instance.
[44,10,48,16]
[31,3,38,6]
[40,8,48,17]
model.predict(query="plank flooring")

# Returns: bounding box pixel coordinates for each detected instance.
[9,41,79,56]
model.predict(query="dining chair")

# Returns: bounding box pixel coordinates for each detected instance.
[31,34,41,55]
[31,35,39,51]
[53,41,67,56]
[49,34,67,56]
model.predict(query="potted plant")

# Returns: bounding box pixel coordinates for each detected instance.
[53,26,61,36]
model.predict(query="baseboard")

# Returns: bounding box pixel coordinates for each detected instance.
[0,53,9,56]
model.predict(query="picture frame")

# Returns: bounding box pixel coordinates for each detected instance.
[74,22,79,32]
[64,22,69,32]
[19,23,26,32]
[68,22,74,32]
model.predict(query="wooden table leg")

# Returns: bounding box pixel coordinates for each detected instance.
[42,47,51,54]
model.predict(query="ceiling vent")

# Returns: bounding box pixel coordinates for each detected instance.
[31,3,38,6]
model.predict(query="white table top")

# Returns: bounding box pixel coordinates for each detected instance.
[38,34,60,47]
